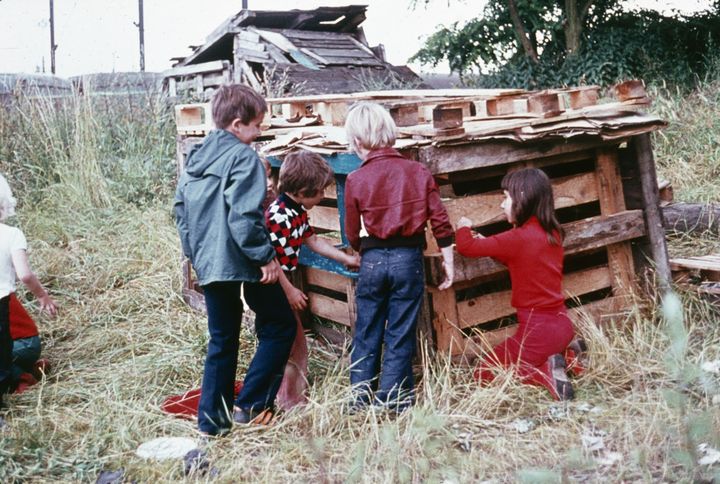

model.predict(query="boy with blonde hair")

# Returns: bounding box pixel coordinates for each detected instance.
[265,149,360,409]
[175,84,295,435]
[343,102,454,412]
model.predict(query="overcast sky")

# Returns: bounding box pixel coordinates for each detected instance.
[0,0,712,77]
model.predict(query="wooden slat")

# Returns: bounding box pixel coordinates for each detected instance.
[442,171,599,228]
[418,138,620,175]
[456,266,612,328]
[670,256,720,272]
[309,205,340,232]
[596,148,637,297]
[305,267,349,293]
[308,293,350,326]
[429,287,464,354]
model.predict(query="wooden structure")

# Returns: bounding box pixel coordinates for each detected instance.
[164,6,423,99]
[174,81,670,355]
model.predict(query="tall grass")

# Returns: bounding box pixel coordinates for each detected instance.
[0,77,718,482]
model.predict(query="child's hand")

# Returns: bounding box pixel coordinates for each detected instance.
[39,294,58,317]
[457,217,473,229]
[260,259,281,284]
[344,253,361,271]
[286,286,308,311]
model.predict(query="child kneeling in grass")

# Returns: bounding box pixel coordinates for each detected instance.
[343,102,455,412]
[265,150,360,410]
[0,174,57,411]
[456,168,577,401]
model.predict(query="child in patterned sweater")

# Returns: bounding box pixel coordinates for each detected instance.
[266,150,360,409]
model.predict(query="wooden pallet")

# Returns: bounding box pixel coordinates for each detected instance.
[173,83,669,356]
[670,255,720,282]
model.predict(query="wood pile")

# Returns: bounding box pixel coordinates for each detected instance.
[174,81,672,355]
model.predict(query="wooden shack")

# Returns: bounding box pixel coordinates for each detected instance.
[164,5,424,99]
[174,82,670,356]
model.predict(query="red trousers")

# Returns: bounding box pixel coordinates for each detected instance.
[475,307,574,389]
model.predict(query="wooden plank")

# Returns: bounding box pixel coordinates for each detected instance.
[429,287,464,354]
[238,30,260,43]
[163,60,229,78]
[670,256,720,272]
[305,266,349,293]
[633,133,671,291]
[236,48,270,63]
[442,171,599,228]
[238,60,261,91]
[236,39,266,52]
[417,138,619,175]
[308,292,351,326]
[309,205,341,232]
[428,209,646,286]
[432,106,463,130]
[308,47,376,59]
[456,265,612,328]
[596,148,637,298]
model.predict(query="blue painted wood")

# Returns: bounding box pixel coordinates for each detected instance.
[266,153,361,175]
[299,245,359,279]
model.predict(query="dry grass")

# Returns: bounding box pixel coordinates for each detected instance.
[0,81,719,482]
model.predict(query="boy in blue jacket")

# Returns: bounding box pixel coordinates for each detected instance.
[174,84,295,435]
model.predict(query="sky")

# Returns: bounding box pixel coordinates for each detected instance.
[0,0,713,77]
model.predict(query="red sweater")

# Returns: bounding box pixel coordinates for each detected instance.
[344,148,453,252]
[9,293,39,340]
[455,217,565,311]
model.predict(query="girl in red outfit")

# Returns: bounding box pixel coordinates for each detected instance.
[455,168,575,400]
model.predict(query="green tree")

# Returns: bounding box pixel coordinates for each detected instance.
[411,0,720,89]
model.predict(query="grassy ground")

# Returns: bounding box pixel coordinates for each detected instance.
[0,79,719,482]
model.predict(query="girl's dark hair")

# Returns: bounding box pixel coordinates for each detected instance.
[501,168,564,245]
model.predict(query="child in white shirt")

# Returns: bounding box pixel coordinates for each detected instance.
[0,174,57,409]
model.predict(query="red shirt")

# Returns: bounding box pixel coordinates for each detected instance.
[9,293,39,340]
[344,148,453,252]
[455,217,565,311]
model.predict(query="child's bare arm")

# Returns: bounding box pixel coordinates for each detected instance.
[11,249,58,316]
[277,269,308,311]
[304,234,360,269]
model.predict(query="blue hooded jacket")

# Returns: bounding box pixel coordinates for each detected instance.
[174,129,274,285]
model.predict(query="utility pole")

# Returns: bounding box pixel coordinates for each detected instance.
[49,0,57,74]
[242,0,248,9]
[136,0,145,72]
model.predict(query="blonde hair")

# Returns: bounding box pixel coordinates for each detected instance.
[344,101,396,153]
[0,173,17,221]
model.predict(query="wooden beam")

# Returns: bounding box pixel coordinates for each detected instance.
[308,292,350,326]
[595,148,637,298]
[309,206,341,232]
[633,133,671,292]
[456,265,612,328]
[429,287,464,354]
[442,171,599,228]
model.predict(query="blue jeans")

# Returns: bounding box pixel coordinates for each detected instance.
[351,247,425,410]
[197,281,295,435]
[12,335,41,382]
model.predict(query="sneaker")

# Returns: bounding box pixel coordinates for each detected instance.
[564,338,588,377]
[232,407,274,425]
[32,359,51,380]
[545,354,575,401]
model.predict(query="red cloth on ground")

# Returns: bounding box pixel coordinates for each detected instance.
[161,381,243,419]
[455,217,564,310]
[8,293,39,340]
[276,314,309,410]
[474,308,574,395]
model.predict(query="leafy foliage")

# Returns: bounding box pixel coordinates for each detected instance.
[411,0,720,89]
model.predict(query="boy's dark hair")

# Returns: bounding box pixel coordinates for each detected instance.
[501,168,564,245]
[278,150,334,197]
[211,84,267,129]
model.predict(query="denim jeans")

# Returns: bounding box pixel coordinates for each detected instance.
[12,335,41,382]
[197,281,295,435]
[0,296,11,400]
[351,247,425,410]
